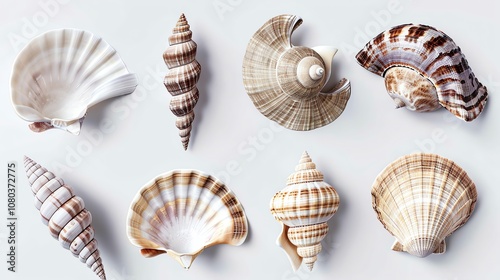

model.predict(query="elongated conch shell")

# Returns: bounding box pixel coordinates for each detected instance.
[242,15,351,131]
[371,153,477,257]
[356,23,487,122]
[270,152,340,271]
[23,156,106,279]
[11,29,138,135]
[126,170,248,269]
[163,14,201,150]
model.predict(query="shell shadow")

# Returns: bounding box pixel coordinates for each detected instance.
[319,174,348,267]
[75,184,126,272]
[198,217,252,269]
[188,33,212,151]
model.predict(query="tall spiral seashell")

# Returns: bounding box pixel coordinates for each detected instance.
[24,156,106,279]
[270,152,340,271]
[163,13,201,150]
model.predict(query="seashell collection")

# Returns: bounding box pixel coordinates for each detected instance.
[371,153,477,257]
[126,170,248,269]
[356,23,488,122]
[270,152,340,271]
[163,13,201,150]
[12,9,491,279]
[10,29,138,135]
[23,157,106,279]
[242,14,351,131]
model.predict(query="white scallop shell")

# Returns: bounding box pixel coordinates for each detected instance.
[11,29,138,135]
[126,170,248,269]
[371,153,477,257]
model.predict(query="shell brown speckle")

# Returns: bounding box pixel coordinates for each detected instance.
[24,156,106,279]
[163,13,201,150]
[356,23,487,121]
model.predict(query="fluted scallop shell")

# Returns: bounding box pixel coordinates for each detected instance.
[270,152,340,271]
[23,156,106,279]
[11,29,138,135]
[126,170,248,269]
[371,153,477,257]
[242,14,351,131]
[356,23,487,122]
[163,14,201,150]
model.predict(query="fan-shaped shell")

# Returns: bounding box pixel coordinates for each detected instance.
[163,14,201,150]
[371,153,477,257]
[270,152,340,271]
[356,23,487,122]
[126,170,248,269]
[23,156,106,279]
[242,14,351,131]
[11,29,138,135]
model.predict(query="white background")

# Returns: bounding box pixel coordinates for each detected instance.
[1,0,499,279]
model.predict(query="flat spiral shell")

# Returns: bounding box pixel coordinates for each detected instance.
[24,156,106,279]
[243,14,351,131]
[371,153,477,257]
[356,23,487,121]
[163,13,201,150]
[270,152,340,271]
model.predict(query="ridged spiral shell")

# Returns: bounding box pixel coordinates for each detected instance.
[270,152,340,271]
[371,153,477,257]
[126,170,248,269]
[163,14,201,150]
[242,14,351,131]
[24,156,106,279]
[356,23,487,121]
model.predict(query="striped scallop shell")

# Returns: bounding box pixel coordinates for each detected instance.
[163,14,201,150]
[126,170,248,269]
[242,14,351,131]
[23,157,106,279]
[270,152,340,271]
[371,153,477,257]
[356,23,487,121]
[11,29,138,135]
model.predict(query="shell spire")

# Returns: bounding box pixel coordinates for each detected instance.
[242,15,351,131]
[163,13,201,150]
[270,152,340,271]
[23,156,106,279]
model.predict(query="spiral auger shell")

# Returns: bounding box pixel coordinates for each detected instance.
[163,13,201,150]
[24,156,106,279]
[270,151,340,271]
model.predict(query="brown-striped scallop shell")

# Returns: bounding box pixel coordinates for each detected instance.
[243,14,351,131]
[371,153,477,257]
[356,23,487,121]
[126,170,248,269]
[270,152,340,271]
[163,13,201,150]
[24,156,106,279]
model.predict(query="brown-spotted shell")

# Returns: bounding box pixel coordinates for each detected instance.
[356,23,487,121]
[243,14,351,131]
[270,152,340,271]
[163,13,201,150]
